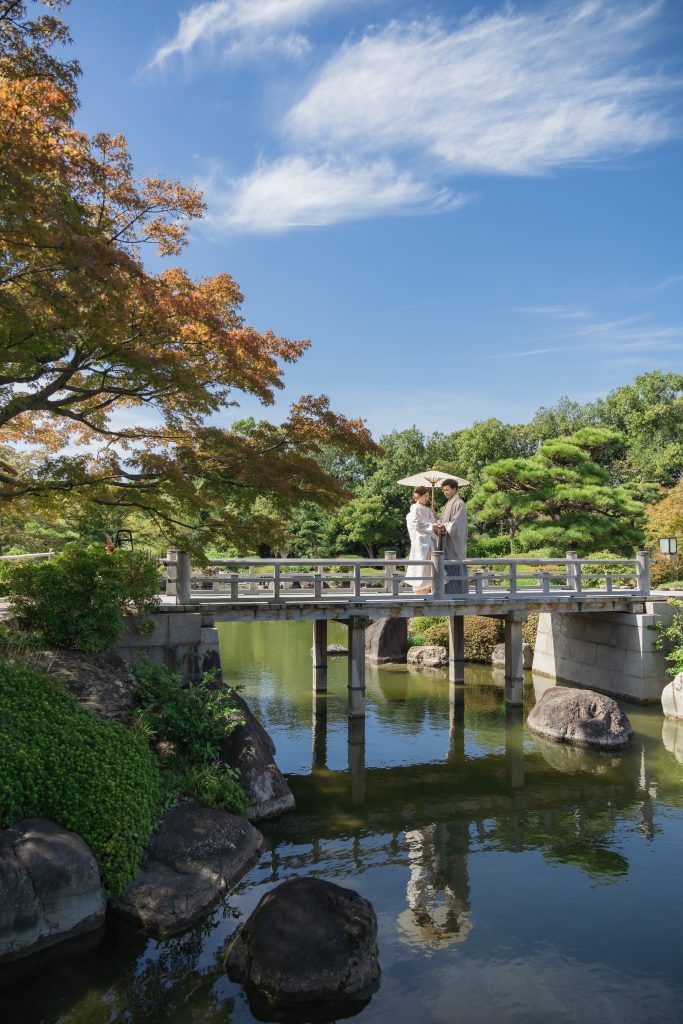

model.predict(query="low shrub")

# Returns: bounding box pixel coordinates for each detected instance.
[650,553,683,589]
[653,597,683,677]
[464,616,504,661]
[0,660,160,896]
[133,659,246,815]
[523,613,539,650]
[422,620,449,647]
[410,615,504,661]
[3,544,160,652]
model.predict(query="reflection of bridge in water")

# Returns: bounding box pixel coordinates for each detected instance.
[257,685,679,953]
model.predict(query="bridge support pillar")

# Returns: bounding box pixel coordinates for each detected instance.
[448,681,465,762]
[504,613,525,706]
[505,705,524,788]
[448,615,465,683]
[312,620,328,693]
[348,716,366,805]
[312,691,327,769]
[346,616,370,718]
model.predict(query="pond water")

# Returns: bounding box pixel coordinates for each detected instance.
[4,621,683,1024]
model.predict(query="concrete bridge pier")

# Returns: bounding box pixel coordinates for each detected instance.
[312,620,328,693]
[504,613,526,706]
[346,616,372,718]
[448,615,465,684]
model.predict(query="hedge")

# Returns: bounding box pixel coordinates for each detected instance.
[0,660,160,895]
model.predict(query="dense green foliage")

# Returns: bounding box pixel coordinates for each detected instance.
[2,544,160,651]
[3,371,681,561]
[133,660,246,815]
[410,615,505,661]
[653,599,683,677]
[472,428,650,556]
[0,660,160,895]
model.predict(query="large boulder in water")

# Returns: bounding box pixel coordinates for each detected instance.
[527,687,633,750]
[365,617,407,663]
[661,672,683,721]
[221,693,295,822]
[225,877,380,1015]
[112,801,264,936]
[0,819,105,964]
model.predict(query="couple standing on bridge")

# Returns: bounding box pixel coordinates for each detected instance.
[406,480,468,595]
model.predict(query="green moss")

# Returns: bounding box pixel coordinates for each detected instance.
[0,660,160,896]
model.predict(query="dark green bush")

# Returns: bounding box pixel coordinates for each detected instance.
[410,615,504,661]
[133,660,246,815]
[3,544,160,652]
[653,597,683,676]
[0,660,160,895]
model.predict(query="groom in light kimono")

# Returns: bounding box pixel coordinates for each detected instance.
[434,479,468,594]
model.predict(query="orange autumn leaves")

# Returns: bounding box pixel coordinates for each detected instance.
[0,1,375,546]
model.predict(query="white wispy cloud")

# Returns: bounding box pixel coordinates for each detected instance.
[646,272,683,292]
[515,305,591,320]
[185,1,680,232]
[149,0,367,67]
[198,155,469,231]
[287,2,677,175]
[503,301,683,356]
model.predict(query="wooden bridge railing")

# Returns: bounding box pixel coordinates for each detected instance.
[160,549,650,605]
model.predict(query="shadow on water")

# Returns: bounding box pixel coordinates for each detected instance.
[4,620,683,1023]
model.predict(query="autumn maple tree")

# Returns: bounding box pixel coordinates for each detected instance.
[0,1,375,550]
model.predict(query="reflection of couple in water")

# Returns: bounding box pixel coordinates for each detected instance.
[406,480,468,594]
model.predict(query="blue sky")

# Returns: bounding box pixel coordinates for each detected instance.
[66,0,683,437]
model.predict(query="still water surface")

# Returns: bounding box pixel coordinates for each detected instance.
[5,621,683,1024]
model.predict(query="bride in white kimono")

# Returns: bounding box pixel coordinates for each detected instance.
[406,487,435,593]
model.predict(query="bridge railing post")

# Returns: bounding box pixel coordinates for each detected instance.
[384,550,397,594]
[636,550,650,596]
[566,551,579,592]
[431,549,445,599]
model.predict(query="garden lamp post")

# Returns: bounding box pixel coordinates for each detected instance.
[659,537,678,559]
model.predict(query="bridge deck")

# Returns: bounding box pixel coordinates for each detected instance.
[156,590,646,623]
